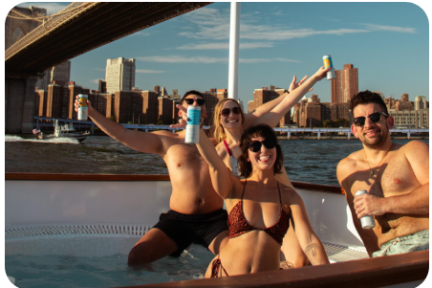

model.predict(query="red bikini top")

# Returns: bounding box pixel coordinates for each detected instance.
[227,180,290,245]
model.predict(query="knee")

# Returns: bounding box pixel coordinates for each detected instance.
[292,253,310,268]
[127,246,150,266]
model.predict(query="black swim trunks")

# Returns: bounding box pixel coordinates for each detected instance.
[153,208,228,257]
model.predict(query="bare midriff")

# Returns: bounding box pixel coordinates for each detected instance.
[164,143,224,215]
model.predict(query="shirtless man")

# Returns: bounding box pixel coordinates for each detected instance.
[336,90,429,257]
[74,89,300,265]
[75,91,228,265]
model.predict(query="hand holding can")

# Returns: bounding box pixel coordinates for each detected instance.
[355,190,376,229]
[323,55,335,80]
[77,94,88,121]
[185,106,201,144]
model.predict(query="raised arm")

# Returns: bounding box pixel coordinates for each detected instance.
[242,75,310,129]
[289,191,330,265]
[195,128,237,199]
[254,67,330,128]
[74,96,166,156]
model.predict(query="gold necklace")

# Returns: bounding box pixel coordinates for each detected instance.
[364,146,392,178]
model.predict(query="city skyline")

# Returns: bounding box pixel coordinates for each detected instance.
[9,1,431,104]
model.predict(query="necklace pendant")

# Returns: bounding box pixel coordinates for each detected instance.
[370,170,374,178]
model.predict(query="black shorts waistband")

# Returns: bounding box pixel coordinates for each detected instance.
[168,208,227,221]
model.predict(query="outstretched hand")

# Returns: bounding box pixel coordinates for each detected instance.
[170,104,205,129]
[170,104,188,129]
[313,66,332,81]
[289,75,313,93]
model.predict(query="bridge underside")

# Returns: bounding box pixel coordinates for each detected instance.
[5,2,211,134]
[5,2,211,78]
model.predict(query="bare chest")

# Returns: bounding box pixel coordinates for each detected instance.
[165,143,206,171]
[351,152,418,197]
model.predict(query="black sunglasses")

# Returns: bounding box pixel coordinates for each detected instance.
[221,107,241,116]
[248,138,276,153]
[184,98,205,106]
[353,112,388,127]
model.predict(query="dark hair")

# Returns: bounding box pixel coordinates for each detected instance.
[238,124,283,178]
[351,90,388,116]
[180,90,204,104]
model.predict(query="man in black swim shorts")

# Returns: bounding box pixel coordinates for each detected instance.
[76,91,229,264]
[154,209,228,257]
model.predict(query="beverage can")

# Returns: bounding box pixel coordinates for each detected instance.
[355,190,376,229]
[185,106,201,143]
[323,55,335,80]
[77,94,88,121]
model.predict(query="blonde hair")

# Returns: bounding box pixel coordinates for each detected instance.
[213,98,245,144]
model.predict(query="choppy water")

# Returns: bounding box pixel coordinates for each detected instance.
[5,134,427,185]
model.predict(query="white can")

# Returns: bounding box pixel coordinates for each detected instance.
[355,190,376,229]
[185,106,201,144]
[77,94,88,121]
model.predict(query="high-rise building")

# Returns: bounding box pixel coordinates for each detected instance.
[331,64,358,103]
[105,57,136,94]
[36,61,71,91]
[253,86,290,127]
[98,80,107,93]
[415,96,428,110]
[395,93,414,111]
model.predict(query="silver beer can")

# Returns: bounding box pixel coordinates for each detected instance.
[77,94,88,121]
[355,190,376,229]
[185,106,201,144]
[323,55,335,80]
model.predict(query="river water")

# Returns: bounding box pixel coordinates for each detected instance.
[5,134,427,186]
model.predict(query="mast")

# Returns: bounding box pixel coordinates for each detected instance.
[228,2,240,100]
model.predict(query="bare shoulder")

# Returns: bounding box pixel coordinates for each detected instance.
[336,150,362,179]
[400,140,429,157]
[278,182,302,204]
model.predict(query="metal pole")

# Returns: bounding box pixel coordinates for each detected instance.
[228,2,240,100]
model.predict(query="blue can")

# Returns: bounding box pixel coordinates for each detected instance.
[185,106,201,143]
[323,55,335,80]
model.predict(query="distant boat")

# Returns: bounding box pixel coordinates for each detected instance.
[35,120,89,143]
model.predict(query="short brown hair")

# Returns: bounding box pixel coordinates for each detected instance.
[237,124,283,178]
[351,90,388,116]
[180,90,204,104]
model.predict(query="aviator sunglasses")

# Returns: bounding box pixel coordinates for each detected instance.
[248,138,276,153]
[353,112,388,127]
[221,107,241,116]
[184,98,205,106]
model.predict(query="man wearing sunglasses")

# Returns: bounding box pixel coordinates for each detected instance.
[75,90,230,265]
[336,90,429,258]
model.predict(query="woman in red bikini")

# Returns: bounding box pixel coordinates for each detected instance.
[210,66,330,269]
[195,124,329,278]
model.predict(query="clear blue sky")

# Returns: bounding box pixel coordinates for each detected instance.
[11,1,431,104]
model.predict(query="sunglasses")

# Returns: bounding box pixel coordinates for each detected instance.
[353,112,388,127]
[184,98,205,106]
[221,107,241,117]
[248,138,276,153]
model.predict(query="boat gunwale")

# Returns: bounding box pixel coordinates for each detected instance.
[5,172,344,194]
[123,250,429,288]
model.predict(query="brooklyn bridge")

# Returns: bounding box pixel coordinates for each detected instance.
[5,2,211,134]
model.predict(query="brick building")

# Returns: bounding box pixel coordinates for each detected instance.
[331,64,358,103]
[158,96,174,124]
[253,86,290,127]
[293,94,350,127]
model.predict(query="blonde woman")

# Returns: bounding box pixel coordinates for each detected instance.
[210,66,330,268]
